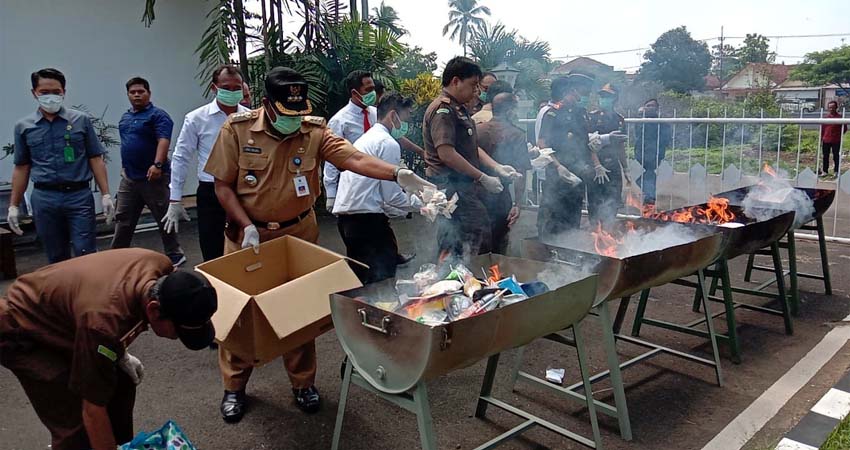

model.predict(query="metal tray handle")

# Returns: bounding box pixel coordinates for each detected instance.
[358,308,391,334]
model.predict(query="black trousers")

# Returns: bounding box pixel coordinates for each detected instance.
[337,213,399,284]
[197,181,226,262]
[483,188,512,255]
[823,142,841,173]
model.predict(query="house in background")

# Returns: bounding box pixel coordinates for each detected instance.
[720,62,846,111]
[550,56,628,88]
[0,0,210,213]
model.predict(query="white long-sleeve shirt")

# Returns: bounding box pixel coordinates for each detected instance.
[332,124,417,216]
[169,100,249,201]
[324,100,378,199]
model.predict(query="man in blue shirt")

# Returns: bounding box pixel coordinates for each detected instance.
[7,68,114,264]
[111,77,185,266]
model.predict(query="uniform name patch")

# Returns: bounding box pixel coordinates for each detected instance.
[97,345,118,362]
[243,146,262,154]
[436,108,450,114]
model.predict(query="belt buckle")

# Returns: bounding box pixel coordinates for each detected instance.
[267,222,281,230]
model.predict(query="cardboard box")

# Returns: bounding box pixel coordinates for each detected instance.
[196,235,363,366]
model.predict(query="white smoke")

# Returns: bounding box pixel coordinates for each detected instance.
[546,221,702,260]
[741,170,814,228]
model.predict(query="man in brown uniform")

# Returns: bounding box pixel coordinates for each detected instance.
[423,57,519,263]
[0,248,217,450]
[477,92,533,254]
[205,66,431,423]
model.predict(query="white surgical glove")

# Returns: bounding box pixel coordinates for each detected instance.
[494,164,522,181]
[325,197,335,212]
[118,352,145,386]
[588,132,603,152]
[556,165,582,187]
[101,194,115,226]
[594,164,611,184]
[396,168,435,195]
[607,131,627,145]
[477,174,504,194]
[242,224,260,254]
[6,205,22,236]
[163,202,190,234]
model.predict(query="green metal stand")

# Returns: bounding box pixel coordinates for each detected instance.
[332,326,604,450]
[743,217,833,314]
[509,269,724,444]
[635,246,793,365]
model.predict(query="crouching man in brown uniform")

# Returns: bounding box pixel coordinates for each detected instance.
[0,248,218,450]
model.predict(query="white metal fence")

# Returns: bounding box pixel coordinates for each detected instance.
[519,110,850,239]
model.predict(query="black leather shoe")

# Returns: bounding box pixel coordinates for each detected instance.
[293,386,321,414]
[396,252,416,265]
[221,390,246,423]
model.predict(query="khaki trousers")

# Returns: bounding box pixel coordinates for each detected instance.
[218,210,321,391]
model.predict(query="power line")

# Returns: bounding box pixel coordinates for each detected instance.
[553,32,850,60]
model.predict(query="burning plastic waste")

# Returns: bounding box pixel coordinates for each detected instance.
[419,186,459,222]
[558,220,700,259]
[741,164,815,227]
[374,263,551,326]
[644,196,737,225]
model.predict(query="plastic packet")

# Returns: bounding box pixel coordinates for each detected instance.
[413,264,439,293]
[422,280,463,297]
[530,148,556,170]
[445,294,473,321]
[419,186,459,222]
[417,309,448,326]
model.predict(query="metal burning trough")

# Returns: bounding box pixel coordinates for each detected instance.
[715,185,835,227]
[523,218,724,304]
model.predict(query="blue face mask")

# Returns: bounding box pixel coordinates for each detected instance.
[271,114,302,135]
[216,88,243,107]
[576,95,590,109]
[389,111,409,139]
[599,97,615,110]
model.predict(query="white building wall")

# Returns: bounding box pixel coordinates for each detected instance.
[0,0,210,205]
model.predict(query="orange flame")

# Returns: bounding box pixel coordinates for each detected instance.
[592,223,625,257]
[763,164,777,178]
[487,265,502,284]
[624,189,644,211]
[644,196,736,225]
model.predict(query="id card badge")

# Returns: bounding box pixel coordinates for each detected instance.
[63,145,75,163]
[293,175,310,197]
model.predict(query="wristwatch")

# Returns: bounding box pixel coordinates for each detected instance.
[393,167,402,182]
[154,161,164,169]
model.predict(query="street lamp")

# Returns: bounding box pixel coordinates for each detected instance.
[491,62,520,88]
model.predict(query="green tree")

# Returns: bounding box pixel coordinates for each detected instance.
[737,33,775,64]
[711,42,741,82]
[791,45,850,92]
[639,26,712,93]
[370,1,405,37]
[442,0,491,57]
[394,45,438,79]
[468,22,553,103]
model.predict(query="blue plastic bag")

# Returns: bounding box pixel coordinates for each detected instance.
[119,420,196,450]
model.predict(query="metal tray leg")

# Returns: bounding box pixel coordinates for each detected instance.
[597,301,632,440]
[331,359,354,450]
[574,322,603,449]
[413,383,438,450]
[631,289,651,337]
[612,296,631,335]
[697,269,724,387]
[508,347,525,392]
[786,232,800,317]
[717,259,741,364]
[744,253,756,282]
[817,217,832,295]
[475,354,501,419]
[771,243,794,335]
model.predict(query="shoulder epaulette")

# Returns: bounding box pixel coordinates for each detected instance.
[230,110,258,123]
[301,115,326,126]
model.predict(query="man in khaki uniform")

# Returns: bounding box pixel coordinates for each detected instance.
[0,249,217,450]
[205,66,432,423]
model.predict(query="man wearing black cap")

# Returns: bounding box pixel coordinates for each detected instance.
[205,66,433,423]
[0,248,217,450]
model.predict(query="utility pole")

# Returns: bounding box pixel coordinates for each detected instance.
[718,25,725,86]
[361,0,369,21]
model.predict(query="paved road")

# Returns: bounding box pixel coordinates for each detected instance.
[2,210,849,450]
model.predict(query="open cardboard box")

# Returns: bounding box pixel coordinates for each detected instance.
[196,235,363,365]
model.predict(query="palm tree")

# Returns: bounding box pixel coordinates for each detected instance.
[442,0,491,56]
[370,1,405,37]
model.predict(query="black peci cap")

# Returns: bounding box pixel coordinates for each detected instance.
[265,66,313,116]
[159,271,218,350]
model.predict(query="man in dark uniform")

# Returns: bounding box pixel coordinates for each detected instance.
[477,92,532,254]
[536,74,594,238]
[588,83,629,226]
[423,57,519,263]
[206,66,432,423]
[0,249,217,450]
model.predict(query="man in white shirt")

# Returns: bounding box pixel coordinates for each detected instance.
[333,93,422,283]
[163,65,249,262]
[325,70,423,265]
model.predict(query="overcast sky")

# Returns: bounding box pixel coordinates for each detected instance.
[378,0,850,72]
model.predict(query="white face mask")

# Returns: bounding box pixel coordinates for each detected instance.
[37,94,64,114]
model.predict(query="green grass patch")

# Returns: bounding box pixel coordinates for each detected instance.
[821,412,850,450]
